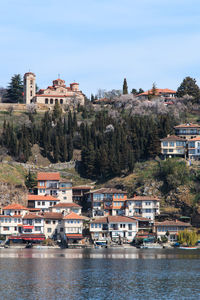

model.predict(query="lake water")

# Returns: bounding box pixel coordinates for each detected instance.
[0,248,200,300]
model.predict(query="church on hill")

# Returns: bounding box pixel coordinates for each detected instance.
[23,72,85,106]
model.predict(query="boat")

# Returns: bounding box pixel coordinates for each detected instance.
[179,246,198,250]
[140,243,163,249]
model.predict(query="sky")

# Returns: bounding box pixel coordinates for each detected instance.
[1,0,200,97]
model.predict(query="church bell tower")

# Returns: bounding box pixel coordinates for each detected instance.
[23,72,36,104]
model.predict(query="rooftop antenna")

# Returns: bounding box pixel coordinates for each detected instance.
[58,73,60,79]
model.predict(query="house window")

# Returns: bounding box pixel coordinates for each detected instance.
[14,227,17,231]
[163,141,168,147]
[46,220,51,224]
[39,181,45,186]
[128,224,132,230]
[128,232,132,236]
[60,227,64,232]
[35,226,41,231]
[42,202,45,206]
[47,228,52,233]
[38,202,40,206]
[55,99,58,104]
[50,98,53,104]
[3,227,9,231]
[35,219,41,223]
[45,98,48,104]
[54,202,57,205]
[169,142,174,147]
[60,99,63,104]
[169,149,174,153]
[53,220,56,224]
[91,224,94,228]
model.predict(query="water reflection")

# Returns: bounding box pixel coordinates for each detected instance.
[0,248,200,300]
[0,248,200,260]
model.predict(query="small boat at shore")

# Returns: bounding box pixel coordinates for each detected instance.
[179,246,198,250]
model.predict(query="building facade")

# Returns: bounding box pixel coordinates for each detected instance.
[160,135,186,158]
[125,196,160,221]
[23,73,85,106]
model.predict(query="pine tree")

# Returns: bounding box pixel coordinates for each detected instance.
[25,170,37,189]
[6,74,23,103]
[123,78,128,94]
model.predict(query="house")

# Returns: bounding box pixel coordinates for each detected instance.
[63,212,86,244]
[0,215,23,237]
[27,195,60,211]
[160,135,186,158]
[37,172,72,202]
[174,123,200,139]
[125,196,160,221]
[23,72,85,106]
[37,172,60,197]
[188,137,200,160]
[42,212,64,240]
[89,216,138,243]
[50,202,82,215]
[22,213,44,235]
[138,88,176,100]
[154,220,191,242]
[2,203,28,217]
[72,186,92,204]
[87,188,128,217]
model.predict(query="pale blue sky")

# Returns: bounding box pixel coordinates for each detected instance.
[1,0,200,97]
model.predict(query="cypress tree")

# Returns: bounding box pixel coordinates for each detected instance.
[123,78,128,94]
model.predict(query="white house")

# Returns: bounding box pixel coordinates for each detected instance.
[125,196,160,221]
[28,195,60,211]
[154,220,191,242]
[63,212,86,243]
[51,202,82,215]
[188,137,200,160]
[89,216,138,243]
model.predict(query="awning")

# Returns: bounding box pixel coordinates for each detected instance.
[66,234,83,239]
[9,234,45,241]
[23,226,34,229]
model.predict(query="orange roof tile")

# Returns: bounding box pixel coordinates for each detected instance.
[64,212,85,220]
[42,212,63,219]
[188,137,200,141]
[155,220,191,227]
[52,202,81,208]
[3,203,28,210]
[174,123,200,128]
[28,195,59,201]
[138,88,176,96]
[161,135,186,141]
[128,196,160,201]
[37,172,60,181]
[23,213,43,219]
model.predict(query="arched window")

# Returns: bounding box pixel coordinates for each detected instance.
[50,98,53,104]
[55,99,58,104]
[60,99,63,104]
[30,91,32,96]
[45,98,48,104]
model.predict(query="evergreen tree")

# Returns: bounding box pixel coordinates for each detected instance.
[25,170,37,189]
[176,76,200,99]
[52,102,62,121]
[6,74,23,103]
[123,78,128,94]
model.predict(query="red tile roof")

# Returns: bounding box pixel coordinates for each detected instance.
[174,123,200,128]
[128,196,160,201]
[107,216,137,223]
[160,135,186,141]
[90,217,108,224]
[138,88,176,96]
[3,203,28,210]
[188,137,200,141]
[52,202,81,208]
[155,220,191,227]
[23,213,43,219]
[64,212,85,220]
[90,188,127,194]
[28,195,59,201]
[37,172,60,181]
[42,212,63,219]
